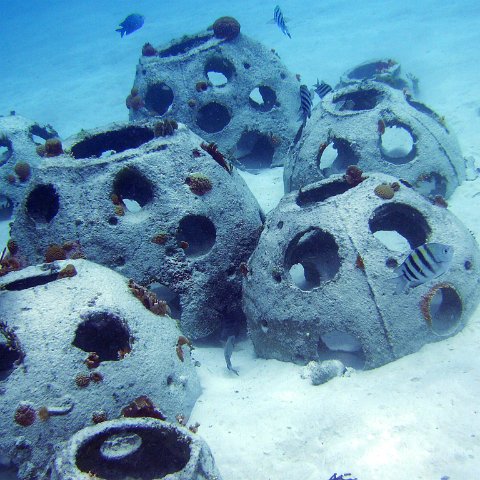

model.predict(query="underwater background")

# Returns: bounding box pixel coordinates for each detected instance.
[1,0,480,479]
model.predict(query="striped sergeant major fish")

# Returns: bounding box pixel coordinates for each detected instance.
[393,242,454,294]
[273,5,291,38]
[314,79,333,99]
[298,84,313,123]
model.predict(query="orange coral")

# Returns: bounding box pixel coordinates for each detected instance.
[152,233,169,245]
[121,395,166,420]
[84,352,100,369]
[185,173,212,195]
[58,263,77,279]
[14,162,31,182]
[45,138,63,157]
[45,244,67,263]
[92,411,108,424]
[75,374,90,388]
[126,88,144,111]
[374,183,395,200]
[14,404,36,427]
[344,165,365,186]
[7,239,18,255]
[200,142,233,174]
[212,16,241,40]
[195,81,208,92]
[154,119,178,137]
[176,335,193,362]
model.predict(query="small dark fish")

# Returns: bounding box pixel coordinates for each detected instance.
[314,79,333,99]
[393,242,453,294]
[224,335,239,375]
[273,5,291,38]
[116,14,145,37]
[298,84,313,123]
[328,474,357,480]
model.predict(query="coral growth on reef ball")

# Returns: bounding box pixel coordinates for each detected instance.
[344,165,365,186]
[151,232,169,245]
[14,404,36,427]
[45,244,67,263]
[212,16,241,40]
[374,183,395,200]
[75,374,90,388]
[126,88,144,111]
[45,138,63,157]
[92,411,108,424]
[176,335,193,362]
[185,173,212,195]
[7,239,18,255]
[142,42,157,56]
[195,81,208,92]
[200,142,233,174]
[128,279,170,316]
[121,395,166,420]
[14,162,31,182]
[154,119,178,137]
[58,263,77,279]
[84,352,100,370]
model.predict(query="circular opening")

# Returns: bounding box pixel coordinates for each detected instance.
[260,319,268,333]
[369,203,431,250]
[249,86,277,112]
[149,283,181,319]
[70,126,154,159]
[415,172,448,198]
[317,139,359,176]
[0,137,12,166]
[76,424,191,479]
[0,323,22,380]
[0,195,13,221]
[318,331,366,369]
[204,56,235,86]
[196,102,231,133]
[26,184,60,223]
[72,311,131,362]
[427,285,462,336]
[176,215,216,257]
[235,130,274,169]
[144,83,174,116]
[296,179,355,207]
[113,168,154,208]
[285,228,341,290]
[333,89,382,111]
[380,125,415,164]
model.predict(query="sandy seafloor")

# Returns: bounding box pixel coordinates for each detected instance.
[1,0,480,479]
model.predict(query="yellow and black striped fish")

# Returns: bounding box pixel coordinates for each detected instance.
[393,242,453,294]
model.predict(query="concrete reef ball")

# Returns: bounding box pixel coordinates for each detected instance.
[243,172,480,369]
[10,121,263,339]
[0,260,201,480]
[52,418,222,480]
[284,81,466,199]
[0,114,59,215]
[128,26,301,169]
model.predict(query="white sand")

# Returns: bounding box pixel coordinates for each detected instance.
[1,1,480,478]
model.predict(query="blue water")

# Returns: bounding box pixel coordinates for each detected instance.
[1,1,480,479]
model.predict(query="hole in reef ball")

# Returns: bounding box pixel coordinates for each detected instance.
[318,331,366,369]
[176,215,216,257]
[26,184,60,223]
[196,102,231,133]
[204,56,235,86]
[144,82,174,116]
[318,138,359,177]
[333,88,383,111]
[429,286,462,336]
[415,172,448,199]
[72,311,131,362]
[76,423,191,478]
[380,125,415,164]
[112,167,154,208]
[249,86,277,112]
[235,130,274,169]
[70,126,154,159]
[285,228,340,291]
[369,203,431,250]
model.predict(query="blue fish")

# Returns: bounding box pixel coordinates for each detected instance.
[116,14,145,37]
[273,5,291,38]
